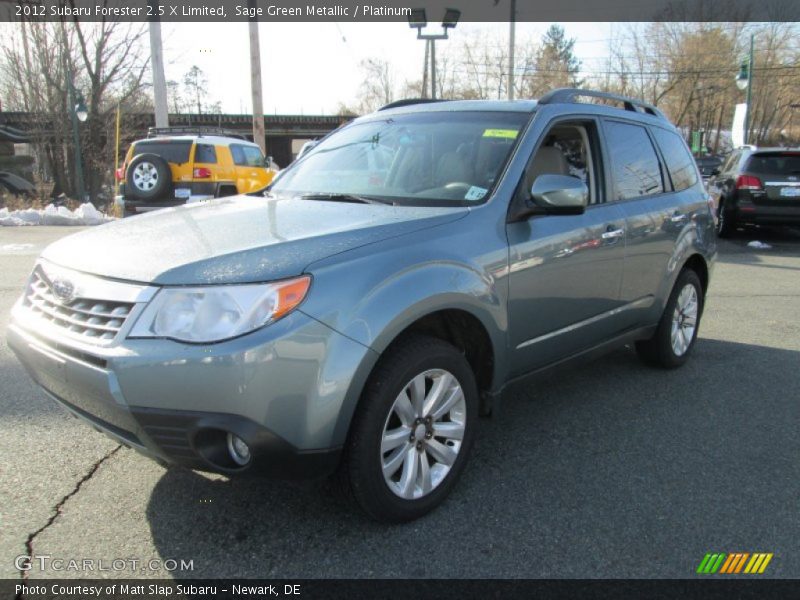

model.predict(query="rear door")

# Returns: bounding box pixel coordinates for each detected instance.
[126,139,192,203]
[601,119,690,328]
[708,148,743,212]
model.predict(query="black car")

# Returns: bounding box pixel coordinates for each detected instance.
[708,147,800,237]
[695,154,723,179]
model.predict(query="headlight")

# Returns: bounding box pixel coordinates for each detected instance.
[129,276,311,343]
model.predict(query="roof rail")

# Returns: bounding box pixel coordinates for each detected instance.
[538,88,666,120]
[378,98,445,111]
[147,126,247,139]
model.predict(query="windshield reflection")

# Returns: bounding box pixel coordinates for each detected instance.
[271,111,530,207]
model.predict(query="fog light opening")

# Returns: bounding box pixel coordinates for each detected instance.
[226,433,251,466]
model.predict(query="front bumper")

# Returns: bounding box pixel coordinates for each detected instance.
[8,285,376,478]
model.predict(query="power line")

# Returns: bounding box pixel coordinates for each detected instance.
[456,62,800,78]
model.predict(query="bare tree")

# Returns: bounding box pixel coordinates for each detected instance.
[1,15,149,202]
[183,65,208,114]
[166,79,186,113]
[354,58,396,113]
[598,22,799,149]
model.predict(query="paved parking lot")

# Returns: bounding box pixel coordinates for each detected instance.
[1,225,799,580]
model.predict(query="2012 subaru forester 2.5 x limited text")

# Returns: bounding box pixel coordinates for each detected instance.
[8,89,715,522]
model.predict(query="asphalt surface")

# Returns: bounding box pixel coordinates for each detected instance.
[1,225,799,580]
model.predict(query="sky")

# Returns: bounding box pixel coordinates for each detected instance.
[159,21,618,115]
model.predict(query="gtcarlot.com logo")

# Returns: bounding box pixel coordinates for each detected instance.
[15,555,194,573]
[696,552,773,575]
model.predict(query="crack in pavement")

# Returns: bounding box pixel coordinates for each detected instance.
[16,445,122,592]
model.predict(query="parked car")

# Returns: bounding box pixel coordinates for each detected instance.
[0,171,35,197]
[8,89,715,522]
[694,154,724,179]
[707,146,800,237]
[116,126,278,217]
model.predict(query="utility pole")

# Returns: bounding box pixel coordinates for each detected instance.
[430,39,437,100]
[744,34,754,145]
[508,0,516,100]
[148,0,169,128]
[421,39,429,98]
[248,2,266,155]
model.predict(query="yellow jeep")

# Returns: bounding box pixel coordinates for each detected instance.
[117,127,278,217]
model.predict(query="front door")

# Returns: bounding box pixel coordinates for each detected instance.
[506,118,627,377]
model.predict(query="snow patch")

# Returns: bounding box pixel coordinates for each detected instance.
[747,240,772,250]
[0,203,113,227]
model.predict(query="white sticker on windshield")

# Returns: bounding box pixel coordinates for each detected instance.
[464,186,488,201]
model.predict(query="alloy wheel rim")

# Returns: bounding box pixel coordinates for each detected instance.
[133,162,158,191]
[671,283,698,356]
[380,368,466,500]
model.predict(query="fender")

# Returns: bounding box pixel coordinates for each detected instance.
[300,222,511,445]
[655,203,716,317]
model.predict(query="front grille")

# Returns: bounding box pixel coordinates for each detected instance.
[24,270,135,342]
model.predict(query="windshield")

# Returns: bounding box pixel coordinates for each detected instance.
[270,111,530,206]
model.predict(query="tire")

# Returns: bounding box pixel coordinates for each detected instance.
[125,154,172,201]
[716,199,735,238]
[636,269,704,369]
[337,334,478,523]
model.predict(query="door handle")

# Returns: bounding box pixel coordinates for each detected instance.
[670,212,688,223]
[601,227,624,240]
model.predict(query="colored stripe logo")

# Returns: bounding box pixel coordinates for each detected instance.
[696,553,773,574]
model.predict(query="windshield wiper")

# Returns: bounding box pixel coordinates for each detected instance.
[299,193,393,205]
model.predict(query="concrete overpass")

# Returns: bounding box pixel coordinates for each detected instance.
[0,112,354,167]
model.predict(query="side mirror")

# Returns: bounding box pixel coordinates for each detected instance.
[265,156,273,168]
[297,141,317,160]
[509,174,588,222]
[530,174,587,213]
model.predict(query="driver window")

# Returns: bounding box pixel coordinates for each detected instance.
[521,122,599,205]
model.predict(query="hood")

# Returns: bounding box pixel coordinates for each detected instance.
[41,196,467,285]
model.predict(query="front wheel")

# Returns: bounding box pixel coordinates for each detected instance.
[338,334,478,522]
[636,269,704,369]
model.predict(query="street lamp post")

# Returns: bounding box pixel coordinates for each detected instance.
[66,72,88,202]
[408,8,460,100]
[736,34,755,145]
[60,22,87,202]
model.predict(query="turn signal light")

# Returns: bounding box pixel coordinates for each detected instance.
[735,175,762,190]
[193,167,212,178]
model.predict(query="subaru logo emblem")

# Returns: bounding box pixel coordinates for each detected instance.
[51,279,75,304]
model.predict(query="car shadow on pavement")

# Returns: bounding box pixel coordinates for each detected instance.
[145,338,800,578]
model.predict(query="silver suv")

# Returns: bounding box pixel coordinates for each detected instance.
[8,89,716,522]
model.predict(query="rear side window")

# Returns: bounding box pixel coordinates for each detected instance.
[604,121,664,200]
[194,144,217,164]
[745,153,800,175]
[231,144,265,167]
[131,141,192,164]
[721,150,741,173]
[652,128,698,191]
